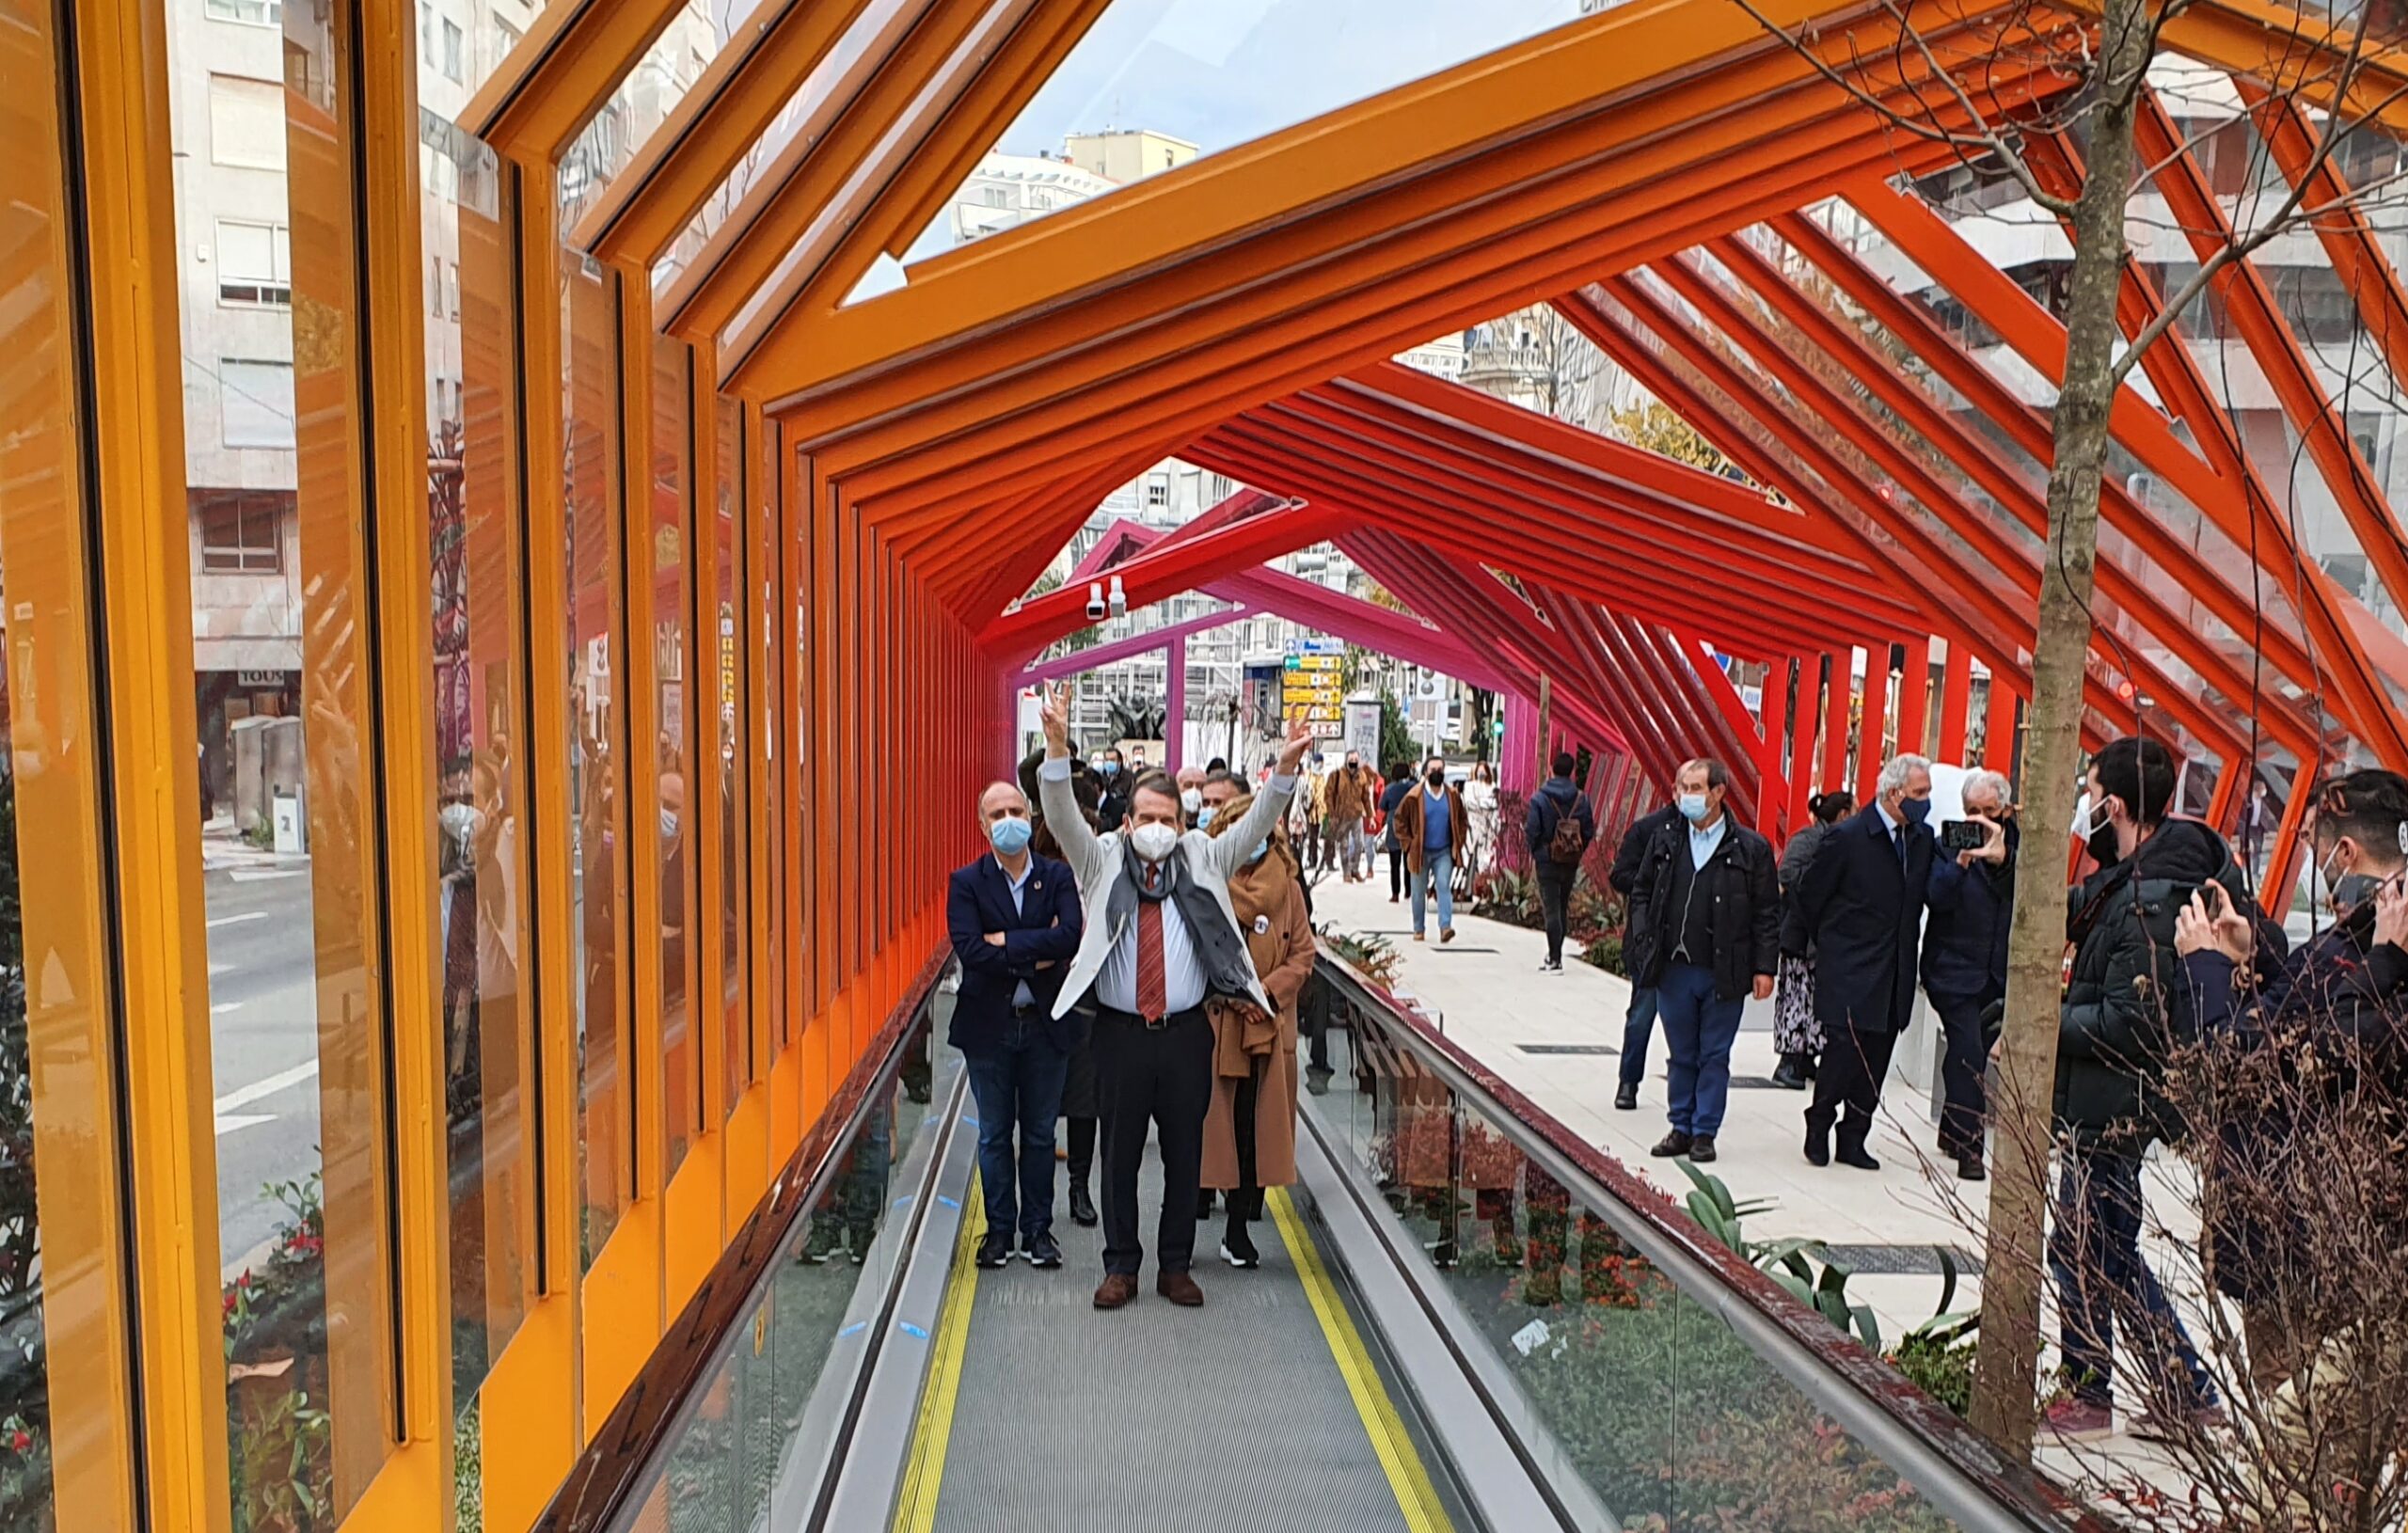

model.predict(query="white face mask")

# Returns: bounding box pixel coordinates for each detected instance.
[1180,787,1202,814]
[1129,822,1180,863]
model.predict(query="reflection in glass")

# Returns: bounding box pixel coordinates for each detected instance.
[714,400,745,1111]
[653,335,697,1179]
[0,606,48,1531]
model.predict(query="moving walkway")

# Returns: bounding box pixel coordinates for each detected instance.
[539,956,2092,1533]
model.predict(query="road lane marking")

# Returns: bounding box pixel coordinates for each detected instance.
[214,1059,319,1114]
[207,911,268,929]
[211,1003,240,1014]
[228,869,305,883]
[214,1114,274,1137]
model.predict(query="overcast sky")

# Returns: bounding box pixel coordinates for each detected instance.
[996,0,1588,163]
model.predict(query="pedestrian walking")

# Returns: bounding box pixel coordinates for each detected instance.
[1772,791,1851,1090]
[1391,755,1465,944]
[1608,794,1683,1107]
[1526,752,1597,976]
[1920,768,2017,1180]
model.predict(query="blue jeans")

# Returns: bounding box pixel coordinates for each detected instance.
[1618,987,1660,1088]
[1411,849,1454,933]
[1656,963,1745,1136]
[963,1015,1069,1242]
[2049,1143,2215,1410]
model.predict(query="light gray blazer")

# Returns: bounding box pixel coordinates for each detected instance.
[1038,763,1297,1019]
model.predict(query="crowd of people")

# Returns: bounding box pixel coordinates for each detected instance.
[944,687,1318,1308]
[1564,733,2404,1444]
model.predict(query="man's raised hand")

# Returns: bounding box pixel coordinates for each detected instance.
[1039,682,1072,758]
[1276,711,1316,776]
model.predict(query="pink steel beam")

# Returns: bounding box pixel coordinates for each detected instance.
[1009,607,1256,687]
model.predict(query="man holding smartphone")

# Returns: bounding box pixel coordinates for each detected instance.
[1921,770,2018,1180]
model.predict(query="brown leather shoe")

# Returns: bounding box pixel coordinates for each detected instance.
[1092,1273,1137,1310]
[1156,1269,1204,1307]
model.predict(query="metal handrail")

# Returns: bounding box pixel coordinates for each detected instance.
[1313,950,2108,1533]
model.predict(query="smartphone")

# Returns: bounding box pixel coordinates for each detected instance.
[1940,819,1988,853]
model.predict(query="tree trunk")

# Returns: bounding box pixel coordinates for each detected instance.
[1966,0,2148,1461]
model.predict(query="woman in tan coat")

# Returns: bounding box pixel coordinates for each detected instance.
[1198,783,1317,1268]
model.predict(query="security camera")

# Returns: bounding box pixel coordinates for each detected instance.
[1085,582,1106,622]
[1107,575,1128,618]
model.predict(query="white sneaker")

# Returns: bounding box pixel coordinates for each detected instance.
[1539,961,1564,975]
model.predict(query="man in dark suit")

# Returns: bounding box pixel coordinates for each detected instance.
[1788,752,1936,1171]
[947,780,1085,1269]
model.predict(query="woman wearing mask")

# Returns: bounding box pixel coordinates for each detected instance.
[1198,792,1316,1267]
[1773,791,1852,1090]
[1461,761,1500,888]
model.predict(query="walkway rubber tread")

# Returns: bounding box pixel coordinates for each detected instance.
[919,1151,1417,1533]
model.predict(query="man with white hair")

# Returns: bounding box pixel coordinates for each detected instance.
[1920,767,2018,1180]
[1787,752,1936,1170]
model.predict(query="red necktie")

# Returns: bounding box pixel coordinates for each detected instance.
[1137,898,1167,1020]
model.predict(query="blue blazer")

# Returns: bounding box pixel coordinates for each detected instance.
[1787,805,1934,1034]
[945,853,1085,1054]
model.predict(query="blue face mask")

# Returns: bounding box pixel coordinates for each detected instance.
[989,816,1034,856]
[1248,839,1269,864]
[1901,795,1933,827]
[1677,792,1709,824]
[1196,805,1217,830]
[1101,762,1121,778]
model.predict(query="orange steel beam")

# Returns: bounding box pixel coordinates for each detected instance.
[1346,533,1647,766]
[1768,211,2330,711]
[1245,387,1913,634]
[572,0,883,265]
[1843,173,2408,760]
[2131,93,2408,710]
[1188,420,1876,656]
[2243,82,2408,419]
[1630,260,2244,762]
[788,50,2027,514]
[1566,281,2121,749]
[1703,234,2316,751]
[718,0,1114,378]
[815,114,1980,523]
[1575,601,1763,817]
[1266,382,1897,603]
[459,0,688,162]
[1988,138,2408,763]
[656,0,1002,341]
[752,0,2018,416]
[2088,0,2408,132]
[975,500,1348,650]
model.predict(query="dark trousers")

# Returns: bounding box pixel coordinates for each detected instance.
[963,1016,1069,1242]
[2049,1143,2215,1409]
[1618,987,1660,1088]
[1093,1006,1214,1276]
[1805,1019,1897,1151]
[1387,843,1408,899]
[1536,863,1576,964]
[1656,964,1743,1135]
[1226,1072,1262,1227]
[1300,973,1332,1075]
[1929,989,1995,1157]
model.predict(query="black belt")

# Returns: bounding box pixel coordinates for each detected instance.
[1101,1004,1206,1032]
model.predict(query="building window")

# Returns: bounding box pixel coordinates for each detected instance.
[205,0,282,25]
[208,74,286,170]
[494,18,524,70]
[1145,473,1168,508]
[215,219,290,307]
[441,17,464,81]
[197,490,288,574]
[219,357,295,449]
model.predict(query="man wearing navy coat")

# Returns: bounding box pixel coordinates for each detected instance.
[1786,753,1937,1172]
[947,780,1085,1270]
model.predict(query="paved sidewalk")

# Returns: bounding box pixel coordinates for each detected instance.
[1309,873,2210,1367]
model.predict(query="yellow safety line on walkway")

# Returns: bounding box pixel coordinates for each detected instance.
[1267,1187,1458,1533]
[890,1174,983,1533]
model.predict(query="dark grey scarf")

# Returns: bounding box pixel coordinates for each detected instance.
[1106,843,1258,1006]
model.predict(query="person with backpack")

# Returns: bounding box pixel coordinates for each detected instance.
[1524,751,1596,975]
[1608,793,1685,1108]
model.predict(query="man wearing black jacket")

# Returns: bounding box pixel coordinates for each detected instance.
[1790,753,1936,1171]
[1626,759,1779,1163]
[1608,796,1684,1109]
[1920,768,2017,1180]
[2181,766,2402,1397]
[2043,735,2253,1438]
[1525,753,1597,974]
